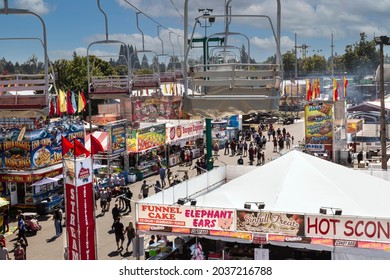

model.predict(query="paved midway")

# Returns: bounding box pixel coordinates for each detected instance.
[3,119,305,260]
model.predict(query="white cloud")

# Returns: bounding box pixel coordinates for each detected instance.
[15,0,49,15]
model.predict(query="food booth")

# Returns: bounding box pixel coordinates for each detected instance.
[163,120,204,167]
[127,123,167,180]
[0,118,84,210]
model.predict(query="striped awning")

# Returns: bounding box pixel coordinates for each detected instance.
[85,131,109,152]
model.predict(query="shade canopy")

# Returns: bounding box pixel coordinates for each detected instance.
[0,197,9,208]
[31,177,60,186]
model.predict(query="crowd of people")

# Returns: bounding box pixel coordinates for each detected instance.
[216,123,294,166]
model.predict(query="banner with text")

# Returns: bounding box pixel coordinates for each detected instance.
[305,214,390,243]
[137,203,236,232]
[166,121,204,143]
[237,210,304,236]
[64,156,96,260]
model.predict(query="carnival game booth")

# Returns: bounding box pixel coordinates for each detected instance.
[136,150,390,260]
[0,118,84,211]
[162,120,204,167]
[127,123,167,180]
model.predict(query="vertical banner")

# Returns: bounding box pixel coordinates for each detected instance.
[304,102,333,145]
[64,156,96,260]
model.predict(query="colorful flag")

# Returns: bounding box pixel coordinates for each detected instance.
[49,97,55,116]
[66,91,75,115]
[74,139,91,158]
[78,91,87,113]
[71,91,77,114]
[56,96,61,116]
[61,136,73,156]
[59,89,67,113]
[311,79,316,100]
[306,79,312,102]
[313,78,320,99]
[344,76,348,98]
[333,78,339,101]
[90,135,105,155]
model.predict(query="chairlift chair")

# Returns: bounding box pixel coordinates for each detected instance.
[0,2,52,117]
[183,1,283,118]
[87,0,131,100]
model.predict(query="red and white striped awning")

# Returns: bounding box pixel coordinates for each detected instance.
[85,131,109,152]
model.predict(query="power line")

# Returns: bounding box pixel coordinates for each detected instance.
[169,0,184,20]
[122,0,181,37]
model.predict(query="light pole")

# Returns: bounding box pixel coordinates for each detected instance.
[374,36,390,170]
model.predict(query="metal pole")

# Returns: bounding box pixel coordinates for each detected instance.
[379,42,387,170]
[294,33,298,78]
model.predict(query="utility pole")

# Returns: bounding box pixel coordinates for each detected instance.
[331,33,335,78]
[374,36,390,170]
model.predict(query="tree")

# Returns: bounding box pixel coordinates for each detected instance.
[343,32,378,80]
[282,51,296,78]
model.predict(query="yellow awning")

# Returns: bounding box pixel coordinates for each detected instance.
[0,197,10,208]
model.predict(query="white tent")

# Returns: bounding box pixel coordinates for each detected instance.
[194,150,390,218]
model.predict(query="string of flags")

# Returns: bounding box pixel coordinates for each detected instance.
[305,76,348,102]
[49,90,87,117]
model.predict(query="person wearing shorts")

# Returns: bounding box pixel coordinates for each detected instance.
[112,217,124,251]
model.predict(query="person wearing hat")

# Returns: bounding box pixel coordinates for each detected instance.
[18,238,27,260]
[0,241,9,260]
[13,242,25,260]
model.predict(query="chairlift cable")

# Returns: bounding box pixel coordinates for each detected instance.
[122,0,182,37]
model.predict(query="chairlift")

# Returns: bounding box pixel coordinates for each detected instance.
[87,0,130,100]
[183,0,283,118]
[0,1,52,117]
[129,12,160,94]
[156,25,177,83]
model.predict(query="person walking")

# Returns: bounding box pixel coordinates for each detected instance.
[111,204,121,223]
[124,222,136,252]
[13,214,28,246]
[243,141,248,157]
[2,208,9,233]
[53,207,63,237]
[224,140,230,155]
[213,142,219,156]
[154,180,162,193]
[159,165,166,188]
[124,187,133,214]
[112,217,125,251]
[18,238,27,260]
[13,242,25,260]
[0,241,9,260]
[140,180,150,199]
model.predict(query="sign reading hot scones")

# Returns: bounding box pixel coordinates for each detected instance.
[137,204,236,231]
[306,215,390,243]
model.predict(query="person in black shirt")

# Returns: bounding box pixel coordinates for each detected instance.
[112,217,125,251]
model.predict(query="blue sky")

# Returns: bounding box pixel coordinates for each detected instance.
[1,0,390,64]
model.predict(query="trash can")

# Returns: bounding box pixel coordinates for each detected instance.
[128,172,136,183]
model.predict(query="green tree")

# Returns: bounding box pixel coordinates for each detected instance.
[343,32,378,80]
[282,51,296,78]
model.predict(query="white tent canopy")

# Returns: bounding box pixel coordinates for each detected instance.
[193,150,390,218]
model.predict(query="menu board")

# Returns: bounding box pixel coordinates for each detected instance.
[305,102,333,145]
